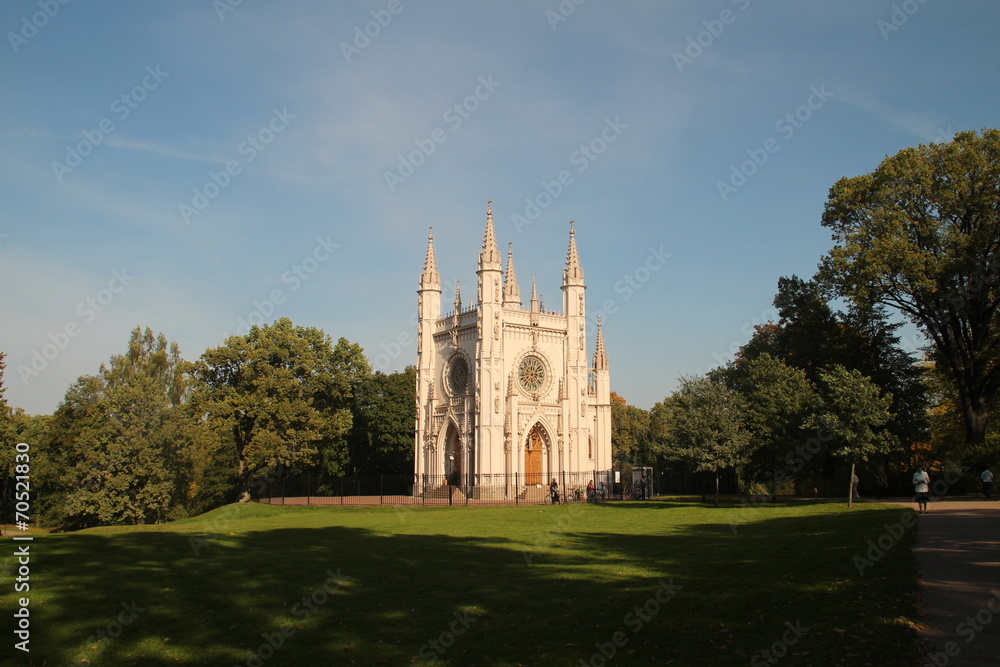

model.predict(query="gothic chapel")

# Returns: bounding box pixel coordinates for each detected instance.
[415,203,612,494]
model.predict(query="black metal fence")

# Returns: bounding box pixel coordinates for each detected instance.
[253,469,659,506]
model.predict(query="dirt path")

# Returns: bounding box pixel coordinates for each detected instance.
[888,497,1000,667]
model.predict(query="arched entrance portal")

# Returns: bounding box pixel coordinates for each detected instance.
[524,424,546,486]
[444,423,462,485]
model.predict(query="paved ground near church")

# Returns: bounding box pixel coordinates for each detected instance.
[883,497,1000,667]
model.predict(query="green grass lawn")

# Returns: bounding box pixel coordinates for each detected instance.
[1,499,922,666]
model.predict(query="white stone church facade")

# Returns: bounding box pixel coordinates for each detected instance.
[414,203,611,493]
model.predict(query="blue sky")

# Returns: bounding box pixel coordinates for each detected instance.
[1,1,998,415]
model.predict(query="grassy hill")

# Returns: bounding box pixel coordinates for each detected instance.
[1,499,922,665]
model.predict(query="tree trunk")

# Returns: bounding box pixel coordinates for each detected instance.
[848,461,856,509]
[959,387,993,449]
[715,473,720,508]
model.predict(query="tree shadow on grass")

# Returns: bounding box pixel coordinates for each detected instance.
[9,504,922,666]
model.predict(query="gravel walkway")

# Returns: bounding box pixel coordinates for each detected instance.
[888,497,1000,667]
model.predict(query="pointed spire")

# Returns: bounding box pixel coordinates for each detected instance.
[454,280,462,313]
[594,316,609,370]
[563,219,584,286]
[420,227,441,290]
[530,277,539,313]
[503,242,522,307]
[479,200,502,270]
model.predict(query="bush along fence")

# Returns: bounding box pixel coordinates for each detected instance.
[252,469,661,507]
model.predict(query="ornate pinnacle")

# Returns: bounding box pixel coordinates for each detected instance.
[504,241,522,306]
[420,227,440,289]
[594,315,609,370]
[479,200,502,269]
[563,219,584,285]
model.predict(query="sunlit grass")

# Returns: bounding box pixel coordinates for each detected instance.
[1,499,921,666]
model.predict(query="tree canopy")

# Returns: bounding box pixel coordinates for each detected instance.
[820,129,1000,449]
[664,374,749,505]
[187,318,362,501]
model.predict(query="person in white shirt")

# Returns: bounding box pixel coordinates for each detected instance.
[913,468,931,514]
[982,469,994,499]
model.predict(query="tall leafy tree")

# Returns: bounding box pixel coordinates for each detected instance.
[188,319,358,500]
[808,366,895,507]
[347,367,416,475]
[45,328,187,528]
[820,129,1000,449]
[666,375,749,506]
[727,354,818,498]
[611,391,653,466]
[740,276,927,463]
[923,360,1000,465]
[0,353,13,516]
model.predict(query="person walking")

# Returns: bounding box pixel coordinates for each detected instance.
[913,467,931,514]
[875,467,889,499]
[981,469,994,499]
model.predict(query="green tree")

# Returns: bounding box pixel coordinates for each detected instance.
[0,352,13,516]
[740,276,928,469]
[188,319,357,500]
[666,375,749,506]
[316,337,371,476]
[348,367,416,475]
[727,355,817,498]
[820,129,1000,450]
[611,391,653,466]
[45,328,187,528]
[924,360,1000,467]
[808,366,895,507]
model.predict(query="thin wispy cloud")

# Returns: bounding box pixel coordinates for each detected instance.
[1,1,997,414]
